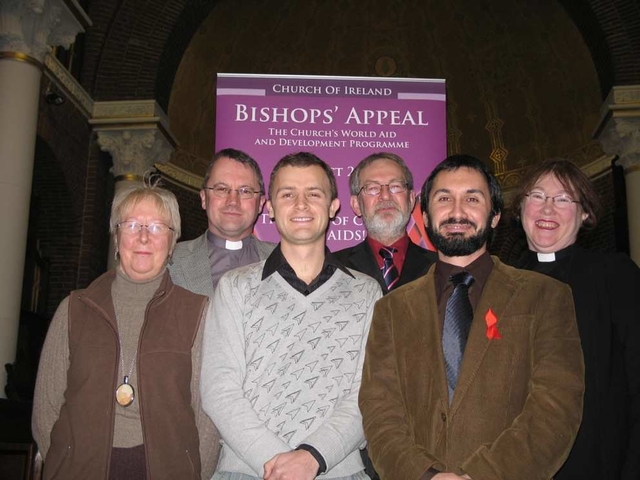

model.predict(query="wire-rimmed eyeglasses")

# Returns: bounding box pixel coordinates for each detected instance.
[358,182,408,196]
[525,191,580,209]
[117,221,175,235]
[203,185,263,200]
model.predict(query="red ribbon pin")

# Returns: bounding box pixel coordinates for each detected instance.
[485,308,502,340]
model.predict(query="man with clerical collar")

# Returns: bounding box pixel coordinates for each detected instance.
[202,152,382,480]
[358,154,585,480]
[169,148,276,298]
[335,152,437,295]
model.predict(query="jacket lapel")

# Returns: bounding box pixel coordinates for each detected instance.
[450,258,518,411]
[349,242,387,292]
[182,234,214,297]
[398,242,435,288]
[421,271,452,402]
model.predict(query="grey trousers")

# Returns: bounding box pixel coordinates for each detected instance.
[212,471,370,480]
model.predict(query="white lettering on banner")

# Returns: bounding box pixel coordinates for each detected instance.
[278,138,347,148]
[379,131,397,138]
[235,104,338,124]
[327,229,367,241]
[290,128,339,137]
[260,214,275,224]
[331,216,350,226]
[269,85,393,96]
[255,138,276,145]
[273,84,323,94]
[236,104,429,127]
[345,107,429,126]
[341,130,377,138]
[344,87,393,96]
[348,140,410,149]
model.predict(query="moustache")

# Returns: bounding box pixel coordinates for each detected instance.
[439,218,477,228]
[374,201,400,213]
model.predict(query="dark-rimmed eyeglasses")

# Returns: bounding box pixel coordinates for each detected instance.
[358,182,408,196]
[525,191,580,209]
[203,185,262,199]
[117,221,174,235]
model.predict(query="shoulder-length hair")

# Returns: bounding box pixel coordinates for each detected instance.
[511,158,600,230]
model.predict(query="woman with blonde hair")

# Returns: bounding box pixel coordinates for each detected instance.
[33,180,216,479]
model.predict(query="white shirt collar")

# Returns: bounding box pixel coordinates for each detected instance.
[536,252,556,262]
[225,239,243,251]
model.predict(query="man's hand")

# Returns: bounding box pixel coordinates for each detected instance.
[263,450,319,480]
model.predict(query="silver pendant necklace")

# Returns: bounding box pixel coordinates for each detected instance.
[114,320,138,407]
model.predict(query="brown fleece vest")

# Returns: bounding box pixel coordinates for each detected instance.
[44,270,207,480]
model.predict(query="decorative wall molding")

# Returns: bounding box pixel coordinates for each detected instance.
[582,154,614,179]
[598,85,640,125]
[96,129,174,177]
[595,85,640,170]
[598,117,640,169]
[93,100,167,121]
[91,100,176,149]
[155,162,203,192]
[607,85,640,107]
[43,53,93,116]
[0,0,90,61]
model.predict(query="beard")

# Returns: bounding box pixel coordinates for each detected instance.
[426,214,493,257]
[362,201,411,240]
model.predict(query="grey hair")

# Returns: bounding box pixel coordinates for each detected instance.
[349,152,414,195]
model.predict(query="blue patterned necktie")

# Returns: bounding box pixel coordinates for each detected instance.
[442,271,475,401]
[379,247,400,290]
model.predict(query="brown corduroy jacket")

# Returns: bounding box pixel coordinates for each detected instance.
[43,270,207,480]
[359,257,585,480]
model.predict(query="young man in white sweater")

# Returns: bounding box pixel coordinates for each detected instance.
[201,152,382,480]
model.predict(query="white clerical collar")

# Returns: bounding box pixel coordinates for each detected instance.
[207,230,250,251]
[536,252,556,262]
[225,239,243,251]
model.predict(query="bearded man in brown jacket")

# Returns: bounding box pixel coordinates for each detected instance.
[358,155,584,480]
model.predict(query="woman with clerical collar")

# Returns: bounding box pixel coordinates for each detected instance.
[512,159,640,480]
[33,180,216,480]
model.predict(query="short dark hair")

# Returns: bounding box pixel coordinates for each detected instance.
[420,154,503,217]
[269,152,338,200]
[511,158,600,230]
[349,152,414,195]
[202,148,265,193]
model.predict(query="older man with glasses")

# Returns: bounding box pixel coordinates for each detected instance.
[335,152,437,480]
[335,152,437,296]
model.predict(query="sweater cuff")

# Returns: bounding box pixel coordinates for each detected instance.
[296,444,327,475]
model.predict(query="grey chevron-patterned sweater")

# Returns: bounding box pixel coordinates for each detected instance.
[201,261,382,478]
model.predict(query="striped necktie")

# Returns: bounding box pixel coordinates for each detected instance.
[442,271,475,401]
[379,247,400,290]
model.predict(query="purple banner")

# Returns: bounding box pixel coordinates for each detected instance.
[215,73,447,251]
